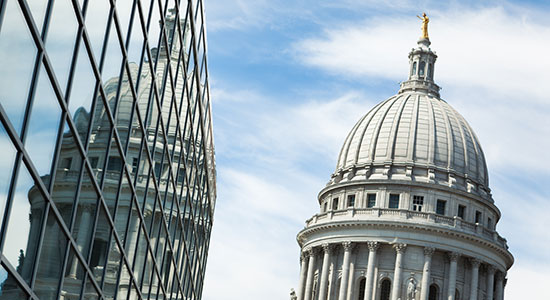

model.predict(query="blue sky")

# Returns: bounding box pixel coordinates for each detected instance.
[202,0,550,299]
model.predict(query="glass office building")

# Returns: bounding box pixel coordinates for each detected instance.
[0,0,216,299]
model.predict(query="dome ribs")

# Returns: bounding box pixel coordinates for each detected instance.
[386,94,413,162]
[414,96,430,162]
[434,99,454,171]
[426,96,436,166]
[368,95,404,163]
[406,95,420,163]
[351,97,395,167]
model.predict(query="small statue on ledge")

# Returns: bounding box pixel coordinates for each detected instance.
[290,288,297,300]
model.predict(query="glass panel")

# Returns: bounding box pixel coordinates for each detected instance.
[27,0,48,33]
[102,235,122,299]
[0,122,17,228]
[103,142,123,217]
[24,64,62,178]
[0,0,38,134]
[61,247,85,295]
[84,0,110,63]
[71,167,98,258]
[68,40,97,136]
[34,208,69,300]
[113,170,131,240]
[51,121,83,225]
[115,0,135,43]
[101,20,123,87]
[3,164,45,284]
[89,206,110,283]
[116,262,130,300]
[45,0,78,93]
[115,69,134,149]
[82,274,100,300]
[0,263,29,299]
[125,204,140,266]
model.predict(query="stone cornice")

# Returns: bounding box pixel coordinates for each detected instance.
[296,219,513,268]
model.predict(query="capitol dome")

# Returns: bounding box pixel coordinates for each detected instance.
[329,38,491,200]
[293,26,512,300]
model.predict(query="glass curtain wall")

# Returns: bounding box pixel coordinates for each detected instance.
[0,0,216,299]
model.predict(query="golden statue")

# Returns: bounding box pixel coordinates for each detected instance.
[417,12,429,39]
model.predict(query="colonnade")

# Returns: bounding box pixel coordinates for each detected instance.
[296,242,506,300]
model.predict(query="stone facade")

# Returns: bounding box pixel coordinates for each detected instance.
[293,37,512,300]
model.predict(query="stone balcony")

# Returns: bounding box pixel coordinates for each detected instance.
[304,207,509,250]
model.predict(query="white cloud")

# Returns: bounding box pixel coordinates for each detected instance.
[294,6,550,171]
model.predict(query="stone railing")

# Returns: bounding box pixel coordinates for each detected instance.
[305,208,509,249]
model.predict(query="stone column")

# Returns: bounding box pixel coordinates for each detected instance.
[338,242,354,300]
[364,241,380,300]
[447,252,460,300]
[346,248,357,300]
[486,265,496,300]
[304,248,318,300]
[420,247,435,300]
[297,250,310,300]
[391,243,407,300]
[318,243,332,300]
[69,205,92,278]
[494,271,504,300]
[469,258,481,300]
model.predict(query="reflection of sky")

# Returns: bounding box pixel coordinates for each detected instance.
[201,1,550,300]
[0,0,174,279]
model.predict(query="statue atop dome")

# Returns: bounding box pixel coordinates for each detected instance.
[417,12,429,39]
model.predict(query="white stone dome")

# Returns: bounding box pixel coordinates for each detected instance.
[330,39,490,199]
[335,93,488,188]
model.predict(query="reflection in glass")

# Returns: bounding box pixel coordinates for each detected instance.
[24,65,62,178]
[0,0,38,134]
[0,2,215,299]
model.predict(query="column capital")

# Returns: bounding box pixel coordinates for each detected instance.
[448,251,460,262]
[342,241,354,252]
[305,247,318,257]
[394,243,407,253]
[423,246,435,257]
[367,241,380,252]
[470,258,482,268]
[487,265,497,275]
[321,243,332,254]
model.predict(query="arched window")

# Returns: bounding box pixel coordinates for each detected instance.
[419,61,426,76]
[455,289,460,300]
[428,63,433,79]
[380,279,391,300]
[358,278,366,300]
[412,61,417,76]
[428,284,439,300]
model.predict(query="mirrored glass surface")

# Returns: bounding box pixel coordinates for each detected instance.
[0,0,38,134]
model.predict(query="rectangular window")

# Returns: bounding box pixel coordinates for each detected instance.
[61,157,72,170]
[132,158,138,174]
[107,156,122,172]
[389,194,400,209]
[332,198,339,210]
[436,200,446,215]
[457,205,466,219]
[367,194,376,208]
[154,162,162,177]
[90,156,99,168]
[487,217,492,229]
[475,211,482,224]
[347,195,355,208]
[412,195,424,211]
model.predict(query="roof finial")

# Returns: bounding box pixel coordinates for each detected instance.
[416,12,429,40]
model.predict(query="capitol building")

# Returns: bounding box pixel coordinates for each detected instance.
[292,21,513,300]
